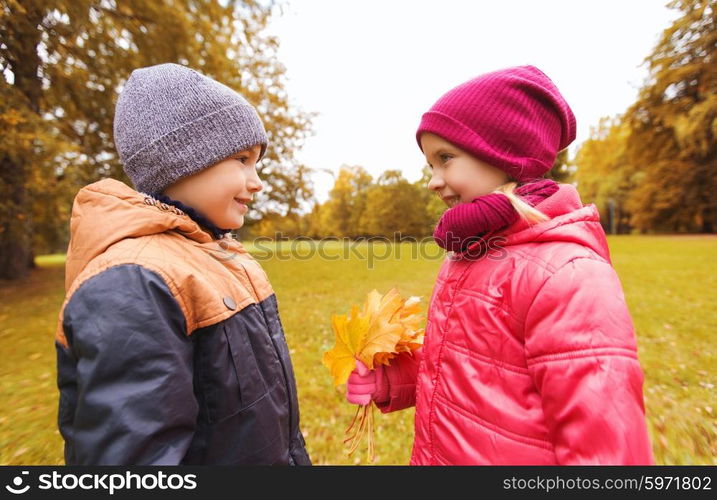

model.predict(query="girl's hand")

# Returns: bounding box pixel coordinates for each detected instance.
[346,359,388,405]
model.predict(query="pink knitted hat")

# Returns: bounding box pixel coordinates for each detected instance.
[416,65,576,182]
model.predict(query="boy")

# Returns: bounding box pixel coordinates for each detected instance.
[55,63,311,465]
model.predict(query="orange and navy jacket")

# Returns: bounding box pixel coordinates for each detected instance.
[55,178,310,465]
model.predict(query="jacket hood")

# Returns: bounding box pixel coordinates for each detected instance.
[460,183,611,263]
[64,178,216,291]
[501,183,611,262]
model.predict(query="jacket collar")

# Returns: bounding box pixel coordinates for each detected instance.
[455,184,611,263]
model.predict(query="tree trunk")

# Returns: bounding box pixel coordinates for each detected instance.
[700,207,714,233]
[0,154,31,279]
[0,3,43,279]
[0,239,31,279]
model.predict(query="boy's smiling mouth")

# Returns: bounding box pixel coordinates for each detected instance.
[234,197,251,211]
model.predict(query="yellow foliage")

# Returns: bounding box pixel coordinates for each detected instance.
[322,288,424,462]
[322,288,424,386]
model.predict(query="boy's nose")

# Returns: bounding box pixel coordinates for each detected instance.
[246,168,263,193]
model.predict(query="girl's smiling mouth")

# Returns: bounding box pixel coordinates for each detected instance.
[442,195,461,208]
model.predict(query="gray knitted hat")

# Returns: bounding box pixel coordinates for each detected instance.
[113,63,268,195]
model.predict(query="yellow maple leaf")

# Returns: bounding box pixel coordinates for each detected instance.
[357,288,406,369]
[322,305,369,387]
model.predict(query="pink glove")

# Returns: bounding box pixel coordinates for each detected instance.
[346,359,388,405]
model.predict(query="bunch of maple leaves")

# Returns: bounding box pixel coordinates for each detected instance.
[322,288,424,462]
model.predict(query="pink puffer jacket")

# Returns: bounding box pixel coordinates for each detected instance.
[377,184,654,465]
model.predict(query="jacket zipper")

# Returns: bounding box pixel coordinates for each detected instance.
[237,262,296,458]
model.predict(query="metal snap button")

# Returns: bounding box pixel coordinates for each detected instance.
[223,297,237,310]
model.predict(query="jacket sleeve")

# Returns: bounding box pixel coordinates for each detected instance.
[57,264,197,465]
[375,350,422,414]
[523,257,654,465]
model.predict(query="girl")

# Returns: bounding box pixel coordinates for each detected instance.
[346,65,654,465]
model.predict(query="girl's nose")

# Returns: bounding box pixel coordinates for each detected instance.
[427,172,444,192]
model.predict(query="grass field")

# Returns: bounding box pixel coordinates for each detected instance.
[0,236,715,465]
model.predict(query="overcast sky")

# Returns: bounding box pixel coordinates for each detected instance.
[266,0,680,202]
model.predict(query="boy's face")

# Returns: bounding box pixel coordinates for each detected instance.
[163,144,264,230]
[421,133,510,208]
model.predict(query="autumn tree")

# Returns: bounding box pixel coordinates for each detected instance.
[545,149,575,183]
[0,0,313,278]
[623,0,716,232]
[358,170,430,237]
[575,117,636,234]
[319,165,373,238]
[301,201,324,239]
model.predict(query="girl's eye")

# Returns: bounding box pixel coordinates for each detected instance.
[439,153,452,163]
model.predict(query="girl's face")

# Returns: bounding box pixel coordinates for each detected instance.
[421,133,510,208]
[163,144,264,230]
